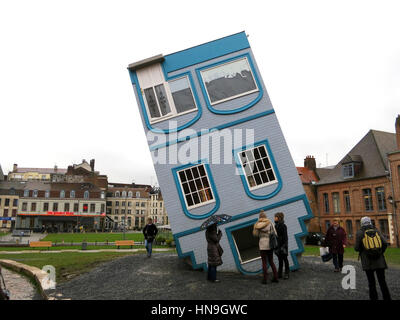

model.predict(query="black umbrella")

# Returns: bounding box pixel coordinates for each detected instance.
[200,214,232,230]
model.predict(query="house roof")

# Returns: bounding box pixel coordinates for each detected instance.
[12,167,67,174]
[317,130,397,185]
[296,167,319,184]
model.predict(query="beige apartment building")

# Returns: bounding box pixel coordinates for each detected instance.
[0,182,21,230]
[7,164,67,181]
[106,183,168,230]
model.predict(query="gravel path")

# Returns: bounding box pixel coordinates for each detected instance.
[1,268,42,300]
[53,253,400,300]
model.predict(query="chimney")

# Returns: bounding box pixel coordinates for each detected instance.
[90,159,95,172]
[54,165,58,172]
[304,155,316,171]
[396,114,400,150]
[13,164,17,172]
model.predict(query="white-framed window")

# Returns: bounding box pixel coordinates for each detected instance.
[343,164,354,179]
[199,57,258,105]
[33,190,38,198]
[60,190,65,198]
[137,64,197,124]
[237,145,277,191]
[128,191,133,198]
[70,190,75,198]
[136,191,141,198]
[23,189,29,197]
[177,164,215,209]
[101,191,105,199]
[122,191,127,198]
[115,191,120,198]
[45,190,50,198]
[84,191,89,199]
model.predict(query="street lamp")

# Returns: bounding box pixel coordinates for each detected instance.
[387,160,400,248]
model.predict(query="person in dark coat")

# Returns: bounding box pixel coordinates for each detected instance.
[325,218,347,272]
[205,224,223,283]
[274,212,289,279]
[143,218,158,258]
[354,216,391,300]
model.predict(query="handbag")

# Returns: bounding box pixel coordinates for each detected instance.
[269,226,279,251]
[320,247,332,262]
[0,270,10,300]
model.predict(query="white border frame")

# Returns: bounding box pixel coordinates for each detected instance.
[143,75,198,125]
[176,164,216,210]
[237,145,278,192]
[200,57,259,106]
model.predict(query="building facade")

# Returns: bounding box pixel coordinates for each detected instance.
[7,164,67,181]
[302,116,400,246]
[16,181,106,232]
[128,32,312,274]
[105,184,168,230]
[0,182,21,230]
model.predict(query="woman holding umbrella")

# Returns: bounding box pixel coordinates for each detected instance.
[201,214,231,283]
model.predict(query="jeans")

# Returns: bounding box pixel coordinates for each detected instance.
[276,253,290,275]
[260,250,278,280]
[365,269,391,300]
[332,253,343,269]
[145,239,153,257]
[207,265,217,281]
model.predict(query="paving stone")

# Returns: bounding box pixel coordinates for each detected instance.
[1,268,42,300]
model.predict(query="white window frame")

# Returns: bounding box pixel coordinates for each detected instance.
[176,164,216,210]
[237,145,278,192]
[199,57,259,106]
[137,65,197,125]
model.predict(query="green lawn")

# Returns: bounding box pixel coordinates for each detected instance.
[0,231,10,237]
[41,231,173,243]
[0,251,138,283]
[303,245,400,266]
[0,244,170,251]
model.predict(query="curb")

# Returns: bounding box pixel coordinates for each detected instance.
[0,259,50,300]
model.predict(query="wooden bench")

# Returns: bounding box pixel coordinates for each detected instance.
[29,241,52,250]
[115,240,134,249]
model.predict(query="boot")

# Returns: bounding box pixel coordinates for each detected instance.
[283,272,289,280]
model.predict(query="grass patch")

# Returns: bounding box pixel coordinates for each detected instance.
[0,244,169,251]
[0,251,139,283]
[42,232,145,243]
[303,245,400,266]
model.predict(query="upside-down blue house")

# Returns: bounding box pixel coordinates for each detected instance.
[128,32,313,274]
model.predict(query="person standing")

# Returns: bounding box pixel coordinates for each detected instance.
[355,216,391,300]
[325,218,347,272]
[205,224,223,283]
[253,210,279,284]
[143,218,158,258]
[274,212,289,279]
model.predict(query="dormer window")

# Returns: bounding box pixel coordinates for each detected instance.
[343,164,354,179]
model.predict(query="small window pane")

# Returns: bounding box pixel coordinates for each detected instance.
[198,165,206,176]
[187,194,194,206]
[189,181,196,192]
[259,146,267,158]
[201,177,210,188]
[267,169,275,181]
[144,88,161,118]
[169,77,196,113]
[179,171,187,182]
[192,167,200,179]
[205,188,213,200]
[182,183,190,194]
[154,84,171,116]
[192,192,200,205]
[186,169,193,180]
[195,178,203,189]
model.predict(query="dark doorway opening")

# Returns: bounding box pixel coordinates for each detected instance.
[231,224,260,263]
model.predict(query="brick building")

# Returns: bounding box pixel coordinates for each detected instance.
[301,115,400,246]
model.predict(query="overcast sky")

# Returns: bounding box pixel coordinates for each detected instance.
[1,0,399,185]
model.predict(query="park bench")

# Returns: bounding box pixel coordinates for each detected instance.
[29,241,52,250]
[115,240,134,249]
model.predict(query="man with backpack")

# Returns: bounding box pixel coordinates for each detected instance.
[354,216,391,300]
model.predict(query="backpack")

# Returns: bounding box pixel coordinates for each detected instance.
[362,229,383,259]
